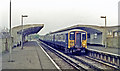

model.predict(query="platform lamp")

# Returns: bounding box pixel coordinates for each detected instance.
[8,0,15,62]
[100,16,107,48]
[21,15,28,49]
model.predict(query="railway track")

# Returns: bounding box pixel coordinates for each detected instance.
[39,41,88,70]
[70,55,118,70]
[38,40,119,71]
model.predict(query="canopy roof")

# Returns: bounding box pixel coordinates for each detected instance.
[17,26,43,36]
[50,25,102,34]
[12,24,44,36]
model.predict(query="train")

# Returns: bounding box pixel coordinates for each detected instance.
[39,29,87,53]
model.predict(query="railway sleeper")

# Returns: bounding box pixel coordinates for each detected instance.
[86,50,120,69]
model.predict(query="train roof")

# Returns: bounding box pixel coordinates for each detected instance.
[68,29,86,32]
[49,29,86,35]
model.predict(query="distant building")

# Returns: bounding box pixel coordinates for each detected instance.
[0,28,11,52]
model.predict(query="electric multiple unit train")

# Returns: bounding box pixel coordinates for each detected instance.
[40,29,87,53]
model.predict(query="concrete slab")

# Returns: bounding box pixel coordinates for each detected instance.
[2,41,57,69]
[88,45,120,55]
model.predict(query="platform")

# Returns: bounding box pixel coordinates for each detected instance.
[88,45,120,55]
[2,41,58,70]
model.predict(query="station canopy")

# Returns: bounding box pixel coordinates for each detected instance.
[51,24,102,34]
[16,24,44,36]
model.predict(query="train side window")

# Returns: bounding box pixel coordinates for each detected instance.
[58,34,61,40]
[87,33,90,38]
[61,34,64,41]
[62,34,65,41]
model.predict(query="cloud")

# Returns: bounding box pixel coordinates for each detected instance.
[0,0,119,35]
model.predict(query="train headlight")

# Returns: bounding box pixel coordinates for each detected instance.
[83,43,86,46]
[82,40,86,47]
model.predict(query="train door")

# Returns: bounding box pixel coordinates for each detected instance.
[65,34,68,48]
[53,34,55,47]
[75,32,82,48]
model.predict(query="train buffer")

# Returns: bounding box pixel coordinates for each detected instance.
[2,41,59,70]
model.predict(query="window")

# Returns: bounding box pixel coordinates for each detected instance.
[119,32,120,36]
[109,32,112,35]
[87,33,90,38]
[114,32,117,37]
[82,33,86,40]
[63,34,65,40]
[61,34,64,40]
[94,33,97,39]
[70,32,75,40]
[108,30,112,35]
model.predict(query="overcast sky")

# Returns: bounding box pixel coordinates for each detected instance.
[0,0,119,34]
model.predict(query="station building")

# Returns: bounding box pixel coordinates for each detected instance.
[0,28,11,52]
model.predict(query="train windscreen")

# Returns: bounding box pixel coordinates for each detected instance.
[70,32,75,40]
[82,33,86,40]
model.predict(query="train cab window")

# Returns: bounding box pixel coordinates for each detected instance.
[82,33,86,40]
[70,32,75,40]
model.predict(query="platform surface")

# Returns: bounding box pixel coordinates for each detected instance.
[2,41,57,70]
[88,45,120,55]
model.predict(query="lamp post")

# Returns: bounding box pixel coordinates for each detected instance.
[21,15,28,49]
[8,0,15,62]
[100,16,107,48]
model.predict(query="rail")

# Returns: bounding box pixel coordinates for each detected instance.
[86,48,120,69]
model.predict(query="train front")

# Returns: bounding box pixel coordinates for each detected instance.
[75,31,87,53]
[69,30,87,53]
